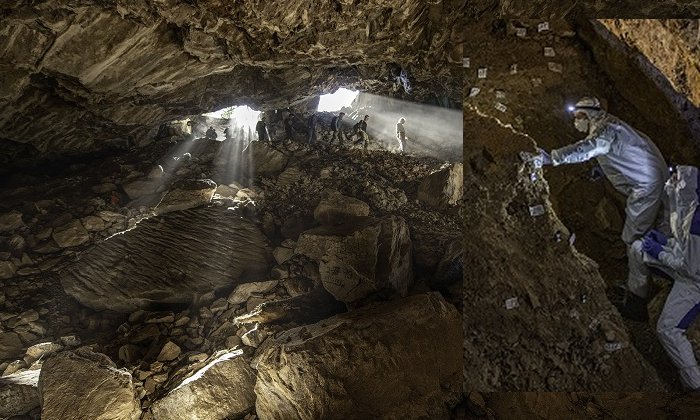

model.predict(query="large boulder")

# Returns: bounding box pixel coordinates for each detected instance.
[52,219,90,248]
[417,163,463,208]
[0,370,39,418]
[295,215,412,303]
[151,350,256,420]
[59,207,270,312]
[154,179,217,215]
[0,211,24,232]
[0,331,23,360]
[38,347,141,420]
[243,141,288,174]
[254,292,462,419]
[313,191,370,225]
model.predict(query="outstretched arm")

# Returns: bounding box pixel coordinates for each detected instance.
[551,131,613,166]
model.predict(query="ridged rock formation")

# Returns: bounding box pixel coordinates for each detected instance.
[59,207,271,312]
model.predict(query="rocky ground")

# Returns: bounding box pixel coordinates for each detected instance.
[0,116,463,418]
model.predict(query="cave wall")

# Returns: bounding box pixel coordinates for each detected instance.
[0,0,464,162]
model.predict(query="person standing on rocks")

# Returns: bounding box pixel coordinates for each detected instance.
[206,126,217,140]
[396,117,407,153]
[630,165,700,392]
[283,111,295,141]
[330,112,346,145]
[306,112,317,145]
[353,114,370,150]
[255,117,269,142]
[534,96,669,320]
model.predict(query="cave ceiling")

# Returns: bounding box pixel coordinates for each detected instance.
[0,0,465,160]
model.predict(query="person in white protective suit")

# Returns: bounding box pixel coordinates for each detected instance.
[535,97,669,321]
[629,165,700,391]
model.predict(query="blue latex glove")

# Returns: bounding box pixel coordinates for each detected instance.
[647,229,668,246]
[537,148,552,166]
[642,236,663,259]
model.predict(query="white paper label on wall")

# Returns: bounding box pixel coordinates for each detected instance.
[469,87,480,97]
[510,64,518,74]
[496,90,506,99]
[478,68,487,78]
[505,297,519,309]
[495,102,507,112]
[548,62,563,73]
[516,27,526,37]
[538,22,549,32]
[463,57,470,68]
[544,47,555,57]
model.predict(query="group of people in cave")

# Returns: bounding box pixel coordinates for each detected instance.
[527,96,700,392]
[198,109,408,153]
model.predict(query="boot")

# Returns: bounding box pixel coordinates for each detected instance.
[616,291,649,322]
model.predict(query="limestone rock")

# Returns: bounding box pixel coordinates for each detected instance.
[151,350,256,420]
[81,215,106,231]
[313,191,370,225]
[295,215,412,303]
[215,184,239,198]
[154,179,217,215]
[254,293,462,419]
[157,341,181,362]
[417,163,463,208]
[0,260,17,279]
[60,207,270,312]
[0,332,23,360]
[0,211,23,233]
[52,220,90,248]
[272,246,294,265]
[122,179,160,200]
[24,342,64,365]
[148,165,164,179]
[244,141,288,174]
[38,348,141,420]
[0,370,39,418]
[227,280,278,306]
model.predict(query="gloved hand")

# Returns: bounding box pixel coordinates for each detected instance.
[646,229,668,246]
[642,236,663,259]
[537,148,552,166]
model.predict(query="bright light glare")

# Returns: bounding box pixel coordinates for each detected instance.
[204,106,261,128]
[229,106,261,129]
[317,88,359,112]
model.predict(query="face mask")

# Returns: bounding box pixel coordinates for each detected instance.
[574,118,589,133]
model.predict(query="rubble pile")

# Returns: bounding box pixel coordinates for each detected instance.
[0,122,463,418]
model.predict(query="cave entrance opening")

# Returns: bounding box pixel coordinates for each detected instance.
[317,88,359,112]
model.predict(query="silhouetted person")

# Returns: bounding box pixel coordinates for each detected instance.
[306,112,317,144]
[224,127,232,140]
[353,114,370,150]
[284,111,295,140]
[206,126,217,140]
[256,118,269,142]
[330,112,345,145]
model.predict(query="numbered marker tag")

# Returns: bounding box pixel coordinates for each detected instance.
[505,297,519,310]
[531,78,542,87]
[494,102,507,112]
[529,204,545,217]
[548,62,563,73]
[604,341,622,352]
[516,27,526,37]
[530,172,538,183]
[469,87,480,97]
[510,64,518,74]
[463,57,470,68]
[538,21,549,32]
[544,47,555,57]
[496,90,506,99]
[569,233,577,246]
[478,68,488,78]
